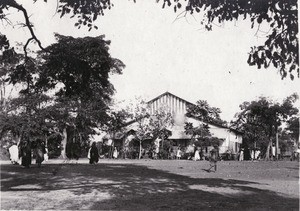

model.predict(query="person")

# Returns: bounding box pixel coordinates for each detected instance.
[35,139,46,168]
[250,149,255,161]
[254,149,261,160]
[200,148,204,160]
[9,144,19,165]
[194,148,200,161]
[44,147,49,162]
[176,146,182,160]
[239,148,244,161]
[113,147,118,159]
[20,141,32,168]
[207,145,219,172]
[89,142,99,164]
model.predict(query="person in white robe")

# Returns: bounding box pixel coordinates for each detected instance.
[194,149,200,161]
[9,144,19,165]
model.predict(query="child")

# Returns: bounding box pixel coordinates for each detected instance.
[207,145,219,172]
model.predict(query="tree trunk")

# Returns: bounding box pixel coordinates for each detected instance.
[265,139,272,161]
[139,140,142,159]
[275,131,279,160]
[60,127,67,159]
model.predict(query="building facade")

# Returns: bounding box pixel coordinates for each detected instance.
[146,92,243,155]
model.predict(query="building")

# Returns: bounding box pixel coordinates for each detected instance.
[146,92,243,156]
[108,92,242,157]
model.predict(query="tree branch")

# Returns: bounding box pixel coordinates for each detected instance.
[3,0,46,56]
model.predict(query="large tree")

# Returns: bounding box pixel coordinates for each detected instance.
[0,55,54,148]
[232,94,299,160]
[1,0,298,79]
[36,34,124,158]
[0,34,125,159]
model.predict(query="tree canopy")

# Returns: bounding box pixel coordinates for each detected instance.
[186,100,227,126]
[184,122,221,148]
[1,0,298,79]
[232,93,299,159]
[0,34,125,158]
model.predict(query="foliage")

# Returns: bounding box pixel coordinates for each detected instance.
[184,122,222,147]
[232,93,299,159]
[150,105,174,140]
[0,34,124,158]
[126,101,174,159]
[36,34,125,142]
[0,49,54,142]
[104,108,131,139]
[286,116,299,142]
[186,100,227,126]
[47,132,63,158]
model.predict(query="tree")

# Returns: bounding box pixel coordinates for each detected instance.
[1,0,298,79]
[185,122,222,150]
[129,101,152,159]
[36,34,125,158]
[233,94,299,160]
[127,101,174,159]
[1,34,125,159]
[286,116,299,143]
[186,100,227,126]
[103,108,131,158]
[0,33,22,112]
[0,48,54,148]
[149,105,174,151]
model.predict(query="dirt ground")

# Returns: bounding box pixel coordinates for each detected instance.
[0,159,299,210]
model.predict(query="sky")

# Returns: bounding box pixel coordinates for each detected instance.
[2,0,300,122]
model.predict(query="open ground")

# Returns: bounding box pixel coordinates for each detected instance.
[1,159,299,210]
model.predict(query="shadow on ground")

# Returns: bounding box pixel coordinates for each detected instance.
[1,163,299,210]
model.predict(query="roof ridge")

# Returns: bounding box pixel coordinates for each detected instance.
[147,91,194,105]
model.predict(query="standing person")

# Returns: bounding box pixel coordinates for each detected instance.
[9,144,19,165]
[194,148,200,161]
[207,145,219,172]
[239,148,244,161]
[44,146,49,162]
[35,139,46,168]
[113,147,118,159]
[176,146,182,160]
[20,141,32,168]
[89,142,99,164]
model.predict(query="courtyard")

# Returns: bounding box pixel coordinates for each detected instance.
[0,159,299,210]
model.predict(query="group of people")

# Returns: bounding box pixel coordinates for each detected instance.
[8,139,47,168]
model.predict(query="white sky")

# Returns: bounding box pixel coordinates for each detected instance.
[2,0,300,122]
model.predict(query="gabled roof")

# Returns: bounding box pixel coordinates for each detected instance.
[147,91,194,106]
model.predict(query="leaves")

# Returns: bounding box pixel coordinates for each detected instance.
[232,94,299,151]
[186,100,227,126]
[1,34,125,148]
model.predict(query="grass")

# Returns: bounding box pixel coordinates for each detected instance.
[1,159,299,210]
